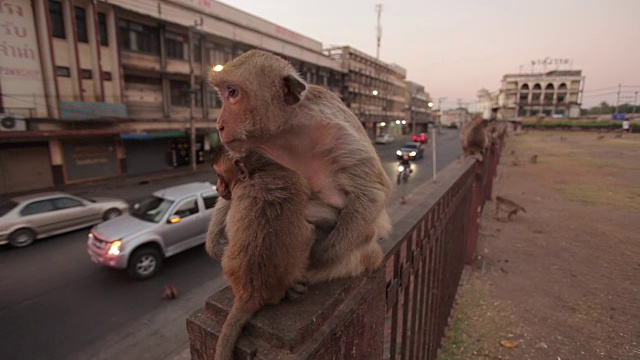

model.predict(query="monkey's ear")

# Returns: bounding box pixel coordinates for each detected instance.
[233,159,250,181]
[282,75,306,105]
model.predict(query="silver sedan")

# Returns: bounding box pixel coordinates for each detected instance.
[0,192,129,248]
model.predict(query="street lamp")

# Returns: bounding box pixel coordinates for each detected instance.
[428,101,434,108]
[212,64,224,72]
[380,122,386,127]
[401,120,406,125]
[372,89,379,96]
[395,120,401,125]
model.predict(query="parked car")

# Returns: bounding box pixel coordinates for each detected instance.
[412,133,429,143]
[0,192,128,248]
[87,182,219,280]
[375,134,395,144]
[396,142,425,160]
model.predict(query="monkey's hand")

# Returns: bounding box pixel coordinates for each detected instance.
[205,198,231,260]
[310,165,389,269]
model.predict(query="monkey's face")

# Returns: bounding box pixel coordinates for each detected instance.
[215,82,256,152]
[210,50,307,153]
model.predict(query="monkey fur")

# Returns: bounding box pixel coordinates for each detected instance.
[460,117,490,162]
[161,284,177,300]
[208,49,390,284]
[494,196,527,221]
[212,149,314,360]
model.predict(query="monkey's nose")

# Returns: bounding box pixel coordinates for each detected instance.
[218,126,225,133]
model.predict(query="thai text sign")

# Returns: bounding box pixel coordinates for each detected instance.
[60,102,127,120]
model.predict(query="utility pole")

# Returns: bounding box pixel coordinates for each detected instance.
[614,83,621,115]
[375,4,383,59]
[189,18,203,171]
[437,97,446,134]
[633,91,638,115]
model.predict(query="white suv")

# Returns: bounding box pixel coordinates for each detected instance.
[87,182,218,280]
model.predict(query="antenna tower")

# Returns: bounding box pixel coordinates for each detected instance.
[375,4,383,59]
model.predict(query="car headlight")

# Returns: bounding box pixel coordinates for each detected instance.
[410,151,417,156]
[108,240,122,256]
[396,150,402,156]
[398,165,405,172]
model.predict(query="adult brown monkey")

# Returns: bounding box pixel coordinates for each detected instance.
[211,149,313,360]
[459,116,490,162]
[209,49,392,283]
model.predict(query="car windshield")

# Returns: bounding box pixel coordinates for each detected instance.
[403,144,418,149]
[0,201,18,217]
[78,196,96,203]
[130,196,174,223]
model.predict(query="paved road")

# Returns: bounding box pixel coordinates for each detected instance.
[0,129,461,360]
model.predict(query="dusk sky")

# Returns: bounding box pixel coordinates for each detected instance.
[218,0,640,110]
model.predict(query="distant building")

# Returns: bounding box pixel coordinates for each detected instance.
[498,70,585,119]
[0,0,344,193]
[404,81,433,134]
[324,46,408,138]
[440,108,471,128]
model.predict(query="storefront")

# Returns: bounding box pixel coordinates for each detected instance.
[121,131,206,175]
[61,139,119,182]
[0,142,53,194]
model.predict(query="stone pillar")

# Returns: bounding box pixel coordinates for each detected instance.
[187,269,386,359]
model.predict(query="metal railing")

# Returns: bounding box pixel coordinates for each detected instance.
[383,133,504,359]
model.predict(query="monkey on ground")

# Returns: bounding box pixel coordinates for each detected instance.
[530,154,538,164]
[210,148,314,360]
[459,117,490,162]
[208,49,390,284]
[161,284,177,300]
[494,196,527,221]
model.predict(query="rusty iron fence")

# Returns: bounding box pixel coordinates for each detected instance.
[383,133,505,360]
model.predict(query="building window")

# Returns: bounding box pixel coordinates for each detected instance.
[56,66,71,77]
[124,75,161,85]
[98,12,109,46]
[207,44,232,67]
[118,19,159,55]
[103,71,112,81]
[49,0,65,39]
[81,69,92,79]
[165,32,188,60]
[75,6,88,43]
[170,80,190,106]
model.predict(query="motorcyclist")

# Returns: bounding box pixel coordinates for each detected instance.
[399,154,411,174]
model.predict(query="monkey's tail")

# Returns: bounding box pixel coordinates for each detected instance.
[215,300,260,360]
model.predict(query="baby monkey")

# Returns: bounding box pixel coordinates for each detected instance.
[210,147,314,360]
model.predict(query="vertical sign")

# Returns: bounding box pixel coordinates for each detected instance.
[0,0,47,116]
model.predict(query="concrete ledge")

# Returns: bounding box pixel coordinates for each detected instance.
[187,268,385,359]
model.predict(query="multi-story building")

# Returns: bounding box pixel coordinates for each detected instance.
[324,46,408,138]
[498,70,584,119]
[404,81,432,134]
[0,0,344,194]
[477,88,503,120]
[440,108,471,128]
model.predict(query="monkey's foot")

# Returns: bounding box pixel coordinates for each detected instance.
[285,281,309,301]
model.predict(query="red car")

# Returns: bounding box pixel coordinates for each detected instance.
[412,133,429,143]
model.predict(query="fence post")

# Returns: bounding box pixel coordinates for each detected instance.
[465,161,483,264]
[484,142,497,202]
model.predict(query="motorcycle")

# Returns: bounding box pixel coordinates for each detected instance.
[396,163,412,184]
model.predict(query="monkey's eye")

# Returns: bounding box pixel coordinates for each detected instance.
[226,85,239,99]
